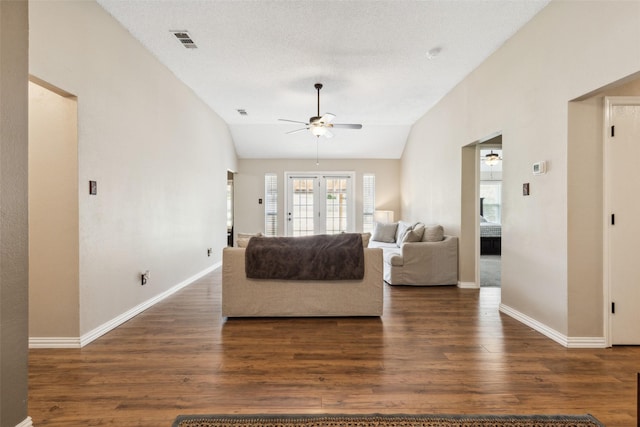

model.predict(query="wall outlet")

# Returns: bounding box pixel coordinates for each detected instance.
[141,270,150,286]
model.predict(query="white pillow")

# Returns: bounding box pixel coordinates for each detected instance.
[395,221,413,244]
[372,222,398,243]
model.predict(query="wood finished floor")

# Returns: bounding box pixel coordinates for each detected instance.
[29,269,640,426]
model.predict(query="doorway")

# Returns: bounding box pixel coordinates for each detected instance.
[479,143,502,287]
[460,133,503,289]
[227,170,234,247]
[28,78,80,343]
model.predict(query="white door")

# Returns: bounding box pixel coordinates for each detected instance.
[287,175,319,236]
[286,173,354,236]
[606,97,640,345]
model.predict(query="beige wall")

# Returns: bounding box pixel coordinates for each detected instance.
[29,81,80,338]
[567,76,640,337]
[29,0,238,338]
[235,159,401,237]
[0,0,29,424]
[402,0,640,338]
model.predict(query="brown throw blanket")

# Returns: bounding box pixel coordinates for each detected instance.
[245,233,365,281]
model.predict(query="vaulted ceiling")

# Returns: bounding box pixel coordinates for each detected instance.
[97,0,549,159]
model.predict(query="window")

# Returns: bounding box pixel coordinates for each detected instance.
[226,180,233,230]
[264,173,277,236]
[363,174,375,233]
[324,176,349,234]
[480,181,501,223]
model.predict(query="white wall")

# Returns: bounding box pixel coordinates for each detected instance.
[235,159,401,238]
[29,0,238,338]
[401,0,640,338]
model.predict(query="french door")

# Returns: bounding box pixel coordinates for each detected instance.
[285,172,355,236]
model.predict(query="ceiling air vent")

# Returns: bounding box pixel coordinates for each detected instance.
[171,30,197,49]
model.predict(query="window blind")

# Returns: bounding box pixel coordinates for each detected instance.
[363,174,375,233]
[264,173,277,236]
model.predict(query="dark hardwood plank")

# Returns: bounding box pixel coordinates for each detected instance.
[29,271,640,426]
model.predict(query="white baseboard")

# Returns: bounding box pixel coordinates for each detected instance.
[499,303,606,348]
[16,417,33,427]
[457,281,479,289]
[30,262,221,349]
[29,337,81,349]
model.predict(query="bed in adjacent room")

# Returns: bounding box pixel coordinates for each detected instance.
[480,216,501,255]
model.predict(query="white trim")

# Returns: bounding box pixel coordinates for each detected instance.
[29,336,81,349]
[29,263,220,349]
[566,336,607,349]
[457,281,479,289]
[499,303,605,348]
[15,417,33,427]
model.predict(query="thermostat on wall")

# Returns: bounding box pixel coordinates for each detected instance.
[532,161,547,175]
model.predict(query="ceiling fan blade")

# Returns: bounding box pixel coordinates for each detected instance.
[320,113,336,124]
[279,118,309,125]
[331,123,362,129]
[286,127,309,135]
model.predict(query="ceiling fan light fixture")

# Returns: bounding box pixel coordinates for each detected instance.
[310,125,327,137]
[279,83,361,140]
[485,151,501,166]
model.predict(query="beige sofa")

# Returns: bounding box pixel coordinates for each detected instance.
[222,247,384,317]
[368,222,458,286]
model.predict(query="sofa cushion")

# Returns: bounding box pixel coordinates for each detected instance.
[395,221,413,244]
[368,239,398,250]
[237,232,263,248]
[361,232,371,248]
[422,225,444,242]
[372,222,398,243]
[401,222,425,245]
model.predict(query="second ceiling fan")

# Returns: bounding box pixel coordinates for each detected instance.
[279,83,362,138]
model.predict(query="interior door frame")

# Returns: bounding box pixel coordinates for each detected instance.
[603,96,640,346]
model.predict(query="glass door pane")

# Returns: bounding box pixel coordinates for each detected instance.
[324,177,348,234]
[289,177,317,236]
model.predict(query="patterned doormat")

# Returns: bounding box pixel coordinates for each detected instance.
[172,413,604,427]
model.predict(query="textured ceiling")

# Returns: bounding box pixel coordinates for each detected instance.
[96,0,549,160]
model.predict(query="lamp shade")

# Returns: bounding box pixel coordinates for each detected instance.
[374,210,394,224]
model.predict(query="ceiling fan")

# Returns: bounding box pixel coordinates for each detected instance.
[279,83,362,138]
